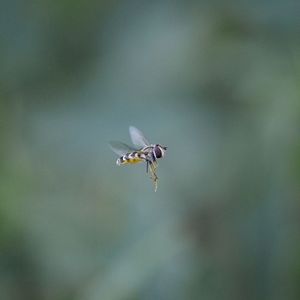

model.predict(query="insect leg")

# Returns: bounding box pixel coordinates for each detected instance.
[148,160,158,191]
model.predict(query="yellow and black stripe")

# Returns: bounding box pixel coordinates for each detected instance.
[117,151,147,165]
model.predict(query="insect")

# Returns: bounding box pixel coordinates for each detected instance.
[109,126,167,191]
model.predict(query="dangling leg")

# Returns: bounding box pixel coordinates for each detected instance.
[144,153,159,191]
[148,161,158,192]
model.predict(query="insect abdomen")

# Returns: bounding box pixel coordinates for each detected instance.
[116,151,146,166]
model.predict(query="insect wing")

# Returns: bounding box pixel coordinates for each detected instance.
[109,141,137,156]
[129,126,150,148]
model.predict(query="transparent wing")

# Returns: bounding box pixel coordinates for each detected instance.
[109,141,137,156]
[129,126,150,148]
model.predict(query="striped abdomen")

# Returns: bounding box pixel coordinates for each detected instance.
[116,151,147,166]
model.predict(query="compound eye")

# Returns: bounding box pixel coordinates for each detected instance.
[154,145,162,158]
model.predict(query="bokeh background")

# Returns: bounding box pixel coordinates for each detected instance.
[1,1,300,299]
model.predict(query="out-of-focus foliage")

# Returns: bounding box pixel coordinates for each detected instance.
[1,0,300,299]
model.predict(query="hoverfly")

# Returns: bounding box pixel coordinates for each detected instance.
[109,126,167,191]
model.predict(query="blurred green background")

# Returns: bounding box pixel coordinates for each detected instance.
[1,0,300,299]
